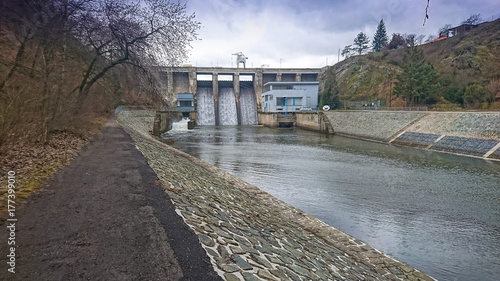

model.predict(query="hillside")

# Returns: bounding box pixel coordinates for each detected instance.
[329,18,500,109]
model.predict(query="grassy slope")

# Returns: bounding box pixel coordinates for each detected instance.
[332,18,500,107]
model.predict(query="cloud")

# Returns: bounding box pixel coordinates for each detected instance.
[184,0,500,68]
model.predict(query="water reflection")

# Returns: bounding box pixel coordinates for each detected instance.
[162,126,500,281]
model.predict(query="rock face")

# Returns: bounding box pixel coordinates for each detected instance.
[118,109,436,281]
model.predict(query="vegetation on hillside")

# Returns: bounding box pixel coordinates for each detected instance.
[327,18,500,109]
[0,0,200,147]
[0,0,200,210]
[319,67,340,109]
[393,46,440,106]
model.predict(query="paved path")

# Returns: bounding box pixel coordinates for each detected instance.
[0,118,221,280]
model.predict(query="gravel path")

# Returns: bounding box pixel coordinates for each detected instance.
[0,117,221,280]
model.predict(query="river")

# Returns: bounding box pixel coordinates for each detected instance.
[162,125,500,281]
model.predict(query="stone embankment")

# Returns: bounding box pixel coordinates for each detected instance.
[324,111,500,160]
[117,109,434,281]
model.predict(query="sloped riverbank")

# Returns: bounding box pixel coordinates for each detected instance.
[324,111,500,160]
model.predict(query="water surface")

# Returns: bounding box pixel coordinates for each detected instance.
[163,126,500,281]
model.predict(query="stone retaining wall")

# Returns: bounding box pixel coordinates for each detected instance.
[323,111,500,159]
[117,109,435,281]
[323,111,427,141]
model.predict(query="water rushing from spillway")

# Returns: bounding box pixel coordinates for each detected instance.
[163,126,500,281]
[196,87,257,126]
[240,87,258,125]
[218,87,238,125]
[196,87,216,126]
[170,118,191,132]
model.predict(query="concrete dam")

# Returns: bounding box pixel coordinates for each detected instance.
[159,66,325,125]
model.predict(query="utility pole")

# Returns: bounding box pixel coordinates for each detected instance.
[389,74,393,107]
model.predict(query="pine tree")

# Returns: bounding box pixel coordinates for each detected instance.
[393,47,439,106]
[353,32,370,55]
[320,67,341,109]
[341,45,354,58]
[372,19,388,52]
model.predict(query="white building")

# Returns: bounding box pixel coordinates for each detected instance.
[261,82,319,112]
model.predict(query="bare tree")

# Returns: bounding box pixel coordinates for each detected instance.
[438,24,452,37]
[70,0,201,97]
[462,14,482,25]
[1,0,199,144]
[387,33,405,50]
[425,34,437,43]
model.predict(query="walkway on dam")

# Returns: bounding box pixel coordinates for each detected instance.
[0,118,220,280]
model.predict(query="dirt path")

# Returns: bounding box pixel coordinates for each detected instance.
[0,118,221,280]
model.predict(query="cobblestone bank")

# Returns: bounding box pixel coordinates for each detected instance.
[117,110,434,281]
[324,111,500,159]
[404,112,500,141]
[323,111,426,141]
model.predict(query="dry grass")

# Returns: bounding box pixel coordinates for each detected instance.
[0,117,106,218]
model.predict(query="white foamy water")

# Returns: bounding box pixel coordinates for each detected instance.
[196,87,216,125]
[218,87,238,125]
[170,118,191,132]
[240,87,258,125]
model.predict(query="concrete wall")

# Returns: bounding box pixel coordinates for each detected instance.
[258,112,279,127]
[258,112,334,134]
[295,112,334,134]
[322,111,500,159]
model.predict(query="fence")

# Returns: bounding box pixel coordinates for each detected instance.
[341,101,428,111]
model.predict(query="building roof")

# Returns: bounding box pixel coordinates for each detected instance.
[177,93,193,100]
[263,81,319,86]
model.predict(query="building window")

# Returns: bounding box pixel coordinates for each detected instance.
[276,97,285,106]
[273,85,293,90]
[178,100,193,107]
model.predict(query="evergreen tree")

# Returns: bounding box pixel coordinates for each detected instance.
[393,47,439,106]
[353,32,370,55]
[320,67,341,109]
[372,19,388,52]
[341,45,355,58]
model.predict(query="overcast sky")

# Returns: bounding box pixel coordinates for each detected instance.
[183,0,500,68]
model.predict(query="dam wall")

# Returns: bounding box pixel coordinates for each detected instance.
[159,66,325,126]
[323,111,500,160]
